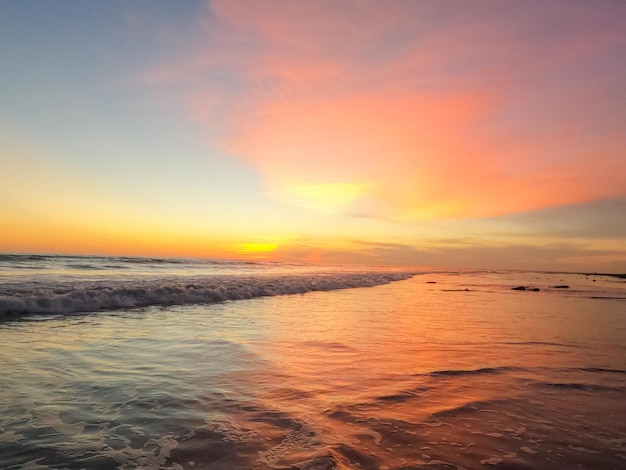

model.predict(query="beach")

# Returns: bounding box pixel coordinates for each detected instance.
[3,2,626,468]
[0,257,625,469]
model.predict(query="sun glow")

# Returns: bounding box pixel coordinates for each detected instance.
[234,243,279,256]
[271,182,372,214]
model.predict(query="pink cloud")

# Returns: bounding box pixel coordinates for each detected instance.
[147,0,626,220]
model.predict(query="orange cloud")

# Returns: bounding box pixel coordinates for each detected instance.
[149,0,626,220]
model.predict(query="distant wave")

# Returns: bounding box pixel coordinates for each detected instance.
[589,296,626,300]
[0,254,265,267]
[571,367,626,375]
[424,365,625,378]
[375,387,428,404]
[114,256,196,265]
[430,399,510,418]
[532,382,624,392]
[501,340,580,348]
[0,272,413,316]
[427,366,521,377]
[69,264,108,270]
[0,254,53,262]
[361,364,626,409]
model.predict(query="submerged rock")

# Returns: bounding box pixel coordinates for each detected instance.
[551,285,570,289]
[511,286,540,291]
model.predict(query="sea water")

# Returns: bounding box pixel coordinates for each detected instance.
[0,255,413,316]
[0,255,624,469]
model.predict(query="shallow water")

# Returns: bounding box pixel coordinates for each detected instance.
[1,270,625,469]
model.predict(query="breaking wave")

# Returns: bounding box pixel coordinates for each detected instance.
[0,272,413,316]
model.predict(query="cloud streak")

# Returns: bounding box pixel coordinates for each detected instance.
[270,236,626,273]
[501,197,626,240]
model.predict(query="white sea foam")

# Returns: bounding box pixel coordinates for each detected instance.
[0,272,414,316]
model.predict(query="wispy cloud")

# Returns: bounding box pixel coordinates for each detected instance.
[270,236,626,272]
[501,197,626,240]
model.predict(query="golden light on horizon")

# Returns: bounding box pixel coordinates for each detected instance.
[234,243,280,257]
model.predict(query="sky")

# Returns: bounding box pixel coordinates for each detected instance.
[1,0,625,272]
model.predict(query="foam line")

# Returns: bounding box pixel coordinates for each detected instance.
[0,272,414,316]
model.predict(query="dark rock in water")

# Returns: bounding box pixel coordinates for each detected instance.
[552,285,570,289]
[512,286,527,290]
[528,287,540,291]
[512,286,540,291]
[426,281,437,284]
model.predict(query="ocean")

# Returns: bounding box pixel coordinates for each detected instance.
[0,255,624,469]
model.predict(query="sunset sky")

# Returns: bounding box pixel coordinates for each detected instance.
[1,1,625,272]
